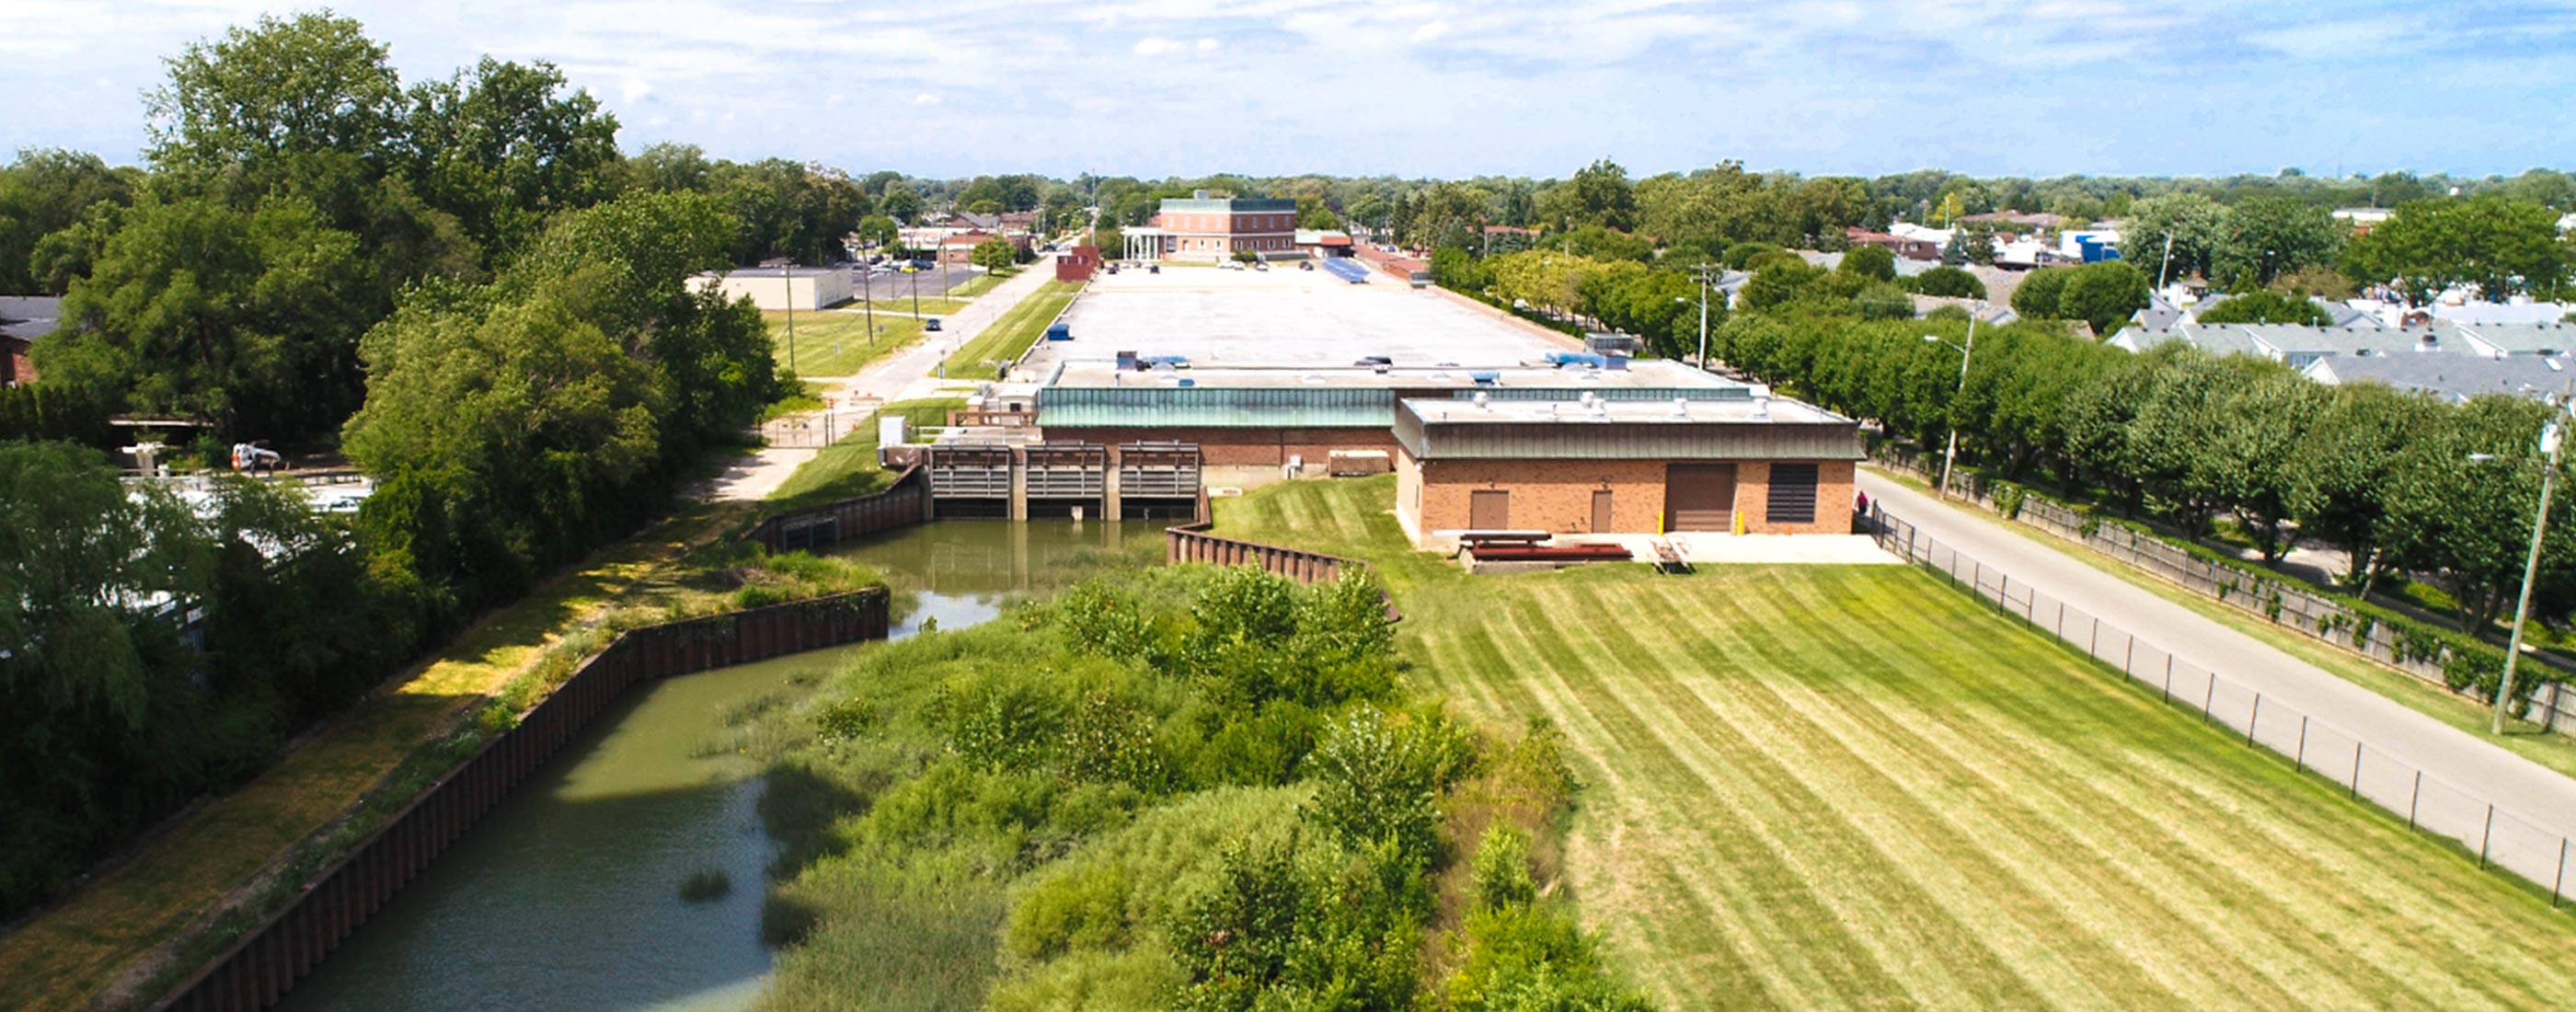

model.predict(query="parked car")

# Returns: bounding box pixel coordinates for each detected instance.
[1300,260,1315,270]
[926,317,942,331]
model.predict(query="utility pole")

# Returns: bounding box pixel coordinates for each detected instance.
[1922,305,1981,500]
[861,258,877,347]
[1687,263,1723,371]
[782,260,798,374]
[2493,382,2573,734]
[2156,232,2177,291]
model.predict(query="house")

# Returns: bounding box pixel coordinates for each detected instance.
[2303,351,2574,403]
[0,295,57,386]
[1844,227,1941,261]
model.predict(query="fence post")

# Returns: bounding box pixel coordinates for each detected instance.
[2555,839,2568,909]
[2162,656,2174,703]
[2409,771,2422,827]
[2247,695,2260,745]
[2124,636,2134,675]
[2089,618,2099,658]
[2202,678,2216,722]
[2480,805,2496,868]
[2351,742,2363,799]
[2295,716,2308,771]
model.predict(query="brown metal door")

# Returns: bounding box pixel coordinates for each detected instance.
[1664,464,1737,531]
[1470,489,1511,529]
[1592,489,1615,532]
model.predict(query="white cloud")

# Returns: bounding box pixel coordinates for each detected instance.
[1133,36,1177,55]
[1196,37,1219,52]
[913,92,941,105]
[1409,20,1450,44]
[620,76,653,103]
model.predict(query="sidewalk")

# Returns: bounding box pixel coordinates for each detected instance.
[1859,470,2576,840]
[695,263,1058,501]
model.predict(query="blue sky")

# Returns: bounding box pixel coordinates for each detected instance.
[4,0,2573,181]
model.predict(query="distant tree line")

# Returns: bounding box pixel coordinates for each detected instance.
[1718,313,2576,671]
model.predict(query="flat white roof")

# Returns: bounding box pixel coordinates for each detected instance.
[1044,358,1735,391]
[1025,265,1581,372]
[1401,395,1844,426]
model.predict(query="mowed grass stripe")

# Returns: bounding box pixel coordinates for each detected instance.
[1529,580,2099,1009]
[1620,572,2337,1009]
[1478,590,1926,1007]
[1429,619,1783,1006]
[1799,573,2558,1010]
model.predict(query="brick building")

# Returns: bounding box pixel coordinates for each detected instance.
[1123,192,1298,261]
[1391,395,1860,542]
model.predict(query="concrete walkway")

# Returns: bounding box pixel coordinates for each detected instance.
[694,263,1060,502]
[1858,470,2576,841]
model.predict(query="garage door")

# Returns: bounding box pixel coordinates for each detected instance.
[1469,489,1511,529]
[1664,464,1737,531]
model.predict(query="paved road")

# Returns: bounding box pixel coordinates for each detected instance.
[1858,470,2576,840]
[696,261,1059,501]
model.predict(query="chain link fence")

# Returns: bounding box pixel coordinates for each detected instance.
[1871,504,2573,907]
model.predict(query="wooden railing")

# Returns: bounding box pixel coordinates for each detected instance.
[156,591,890,1012]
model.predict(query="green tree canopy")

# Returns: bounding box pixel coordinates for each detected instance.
[402,57,623,268]
[2343,196,2573,305]
[0,149,138,293]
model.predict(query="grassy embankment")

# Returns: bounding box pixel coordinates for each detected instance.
[0,501,880,1012]
[942,281,1082,381]
[948,270,1009,298]
[1213,475,2576,1011]
[1867,466,2576,781]
[765,310,923,377]
[764,397,964,512]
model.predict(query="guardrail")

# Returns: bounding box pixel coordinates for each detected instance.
[155,590,891,1011]
[1869,504,2571,908]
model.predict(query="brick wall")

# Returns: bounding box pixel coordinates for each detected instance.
[1395,452,1856,539]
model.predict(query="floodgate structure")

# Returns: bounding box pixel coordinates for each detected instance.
[889,261,1865,546]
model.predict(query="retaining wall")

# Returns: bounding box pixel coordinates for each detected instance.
[156,590,891,1012]
[741,466,928,554]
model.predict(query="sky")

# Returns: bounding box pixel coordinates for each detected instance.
[4,0,2574,182]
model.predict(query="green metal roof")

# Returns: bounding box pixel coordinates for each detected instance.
[1039,386,1393,428]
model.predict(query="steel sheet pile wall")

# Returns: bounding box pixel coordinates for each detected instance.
[742,466,927,554]
[157,589,890,1012]
[1870,444,2575,734]
[1869,506,2573,909]
[1165,494,1400,620]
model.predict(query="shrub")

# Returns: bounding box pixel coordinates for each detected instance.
[1471,825,1536,910]
[1305,709,1447,870]
[1914,264,1986,299]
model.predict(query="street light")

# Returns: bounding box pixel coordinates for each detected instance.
[2473,408,2570,735]
[1922,305,1982,500]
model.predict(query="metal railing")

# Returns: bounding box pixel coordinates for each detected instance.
[1871,504,2573,907]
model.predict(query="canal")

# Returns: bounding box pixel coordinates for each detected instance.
[275,520,1165,1011]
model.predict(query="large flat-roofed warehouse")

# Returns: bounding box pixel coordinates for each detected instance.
[1392,392,1862,543]
[692,266,852,311]
[1035,358,1745,468]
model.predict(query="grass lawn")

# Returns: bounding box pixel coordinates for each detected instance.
[1866,466,2576,781]
[0,501,792,1012]
[875,295,969,316]
[765,310,921,377]
[941,280,1081,380]
[765,397,962,511]
[1213,476,2576,1011]
[948,270,1007,298]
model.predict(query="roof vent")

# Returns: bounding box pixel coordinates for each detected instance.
[1579,391,1595,406]
[1303,373,1325,385]
[2550,359,2565,372]
[1473,391,1490,408]
[1751,395,1772,421]
[1672,397,1691,419]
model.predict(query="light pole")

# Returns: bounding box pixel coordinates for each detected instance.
[1922,305,1981,500]
[2474,398,2571,734]
[1688,263,1722,370]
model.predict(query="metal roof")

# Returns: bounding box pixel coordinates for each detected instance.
[2305,353,2573,403]
[1039,385,1394,428]
[0,295,62,342]
[1158,197,1296,213]
[1394,398,1863,462]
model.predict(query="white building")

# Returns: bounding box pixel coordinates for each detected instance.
[694,267,853,311]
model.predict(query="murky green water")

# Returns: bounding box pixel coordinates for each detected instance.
[275,520,1157,1011]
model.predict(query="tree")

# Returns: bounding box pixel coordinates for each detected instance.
[0,149,137,293]
[2195,290,2331,326]
[2057,260,2150,336]
[972,237,1018,271]
[2381,395,2576,633]
[1553,224,1651,263]
[855,214,898,249]
[1543,158,1636,231]
[2215,197,2343,288]
[2289,384,2433,587]
[2343,196,2572,305]
[2122,193,2230,287]
[39,194,369,440]
[879,181,923,224]
[627,142,711,191]
[1294,194,1341,230]
[401,57,622,268]
[145,12,405,182]
[2009,266,2072,319]
[1741,258,1829,311]
[1913,265,1986,299]
[1838,244,1896,282]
